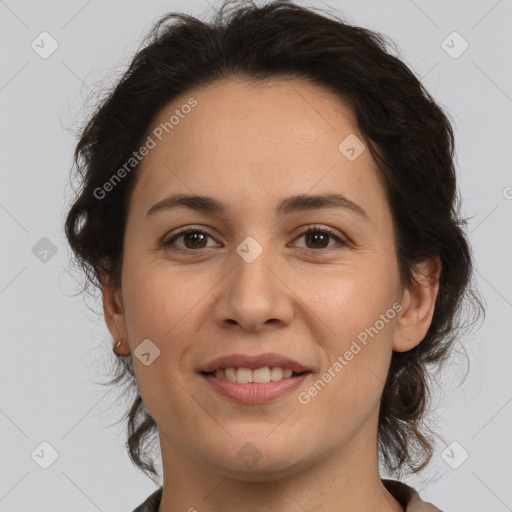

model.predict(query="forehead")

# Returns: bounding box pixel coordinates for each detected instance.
[129,78,390,229]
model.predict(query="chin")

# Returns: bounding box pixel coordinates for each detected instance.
[200,434,315,481]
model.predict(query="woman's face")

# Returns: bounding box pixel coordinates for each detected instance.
[103,78,434,479]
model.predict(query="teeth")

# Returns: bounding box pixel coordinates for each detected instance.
[211,366,298,383]
[225,367,236,382]
[270,367,283,381]
[253,367,271,383]
[237,367,252,383]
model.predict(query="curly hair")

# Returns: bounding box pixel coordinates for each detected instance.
[63,0,484,480]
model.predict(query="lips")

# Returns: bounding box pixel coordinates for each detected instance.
[199,352,312,374]
[202,371,310,404]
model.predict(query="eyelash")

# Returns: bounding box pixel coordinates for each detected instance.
[162,225,348,254]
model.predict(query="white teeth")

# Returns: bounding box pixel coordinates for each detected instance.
[236,367,252,383]
[225,367,236,382]
[211,366,300,383]
[253,367,271,383]
[270,367,283,381]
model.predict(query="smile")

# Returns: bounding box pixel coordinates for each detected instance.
[201,368,312,404]
[203,366,307,383]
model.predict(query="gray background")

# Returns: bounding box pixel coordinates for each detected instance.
[1,0,511,511]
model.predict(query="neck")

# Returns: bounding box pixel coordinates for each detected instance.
[156,422,404,512]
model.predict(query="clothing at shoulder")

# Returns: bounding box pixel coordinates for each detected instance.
[382,479,444,512]
[132,479,444,512]
[132,486,162,512]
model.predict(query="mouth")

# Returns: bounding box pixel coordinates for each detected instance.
[199,366,313,404]
[200,367,311,384]
[198,353,313,403]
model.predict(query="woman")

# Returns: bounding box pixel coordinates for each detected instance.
[64,1,482,510]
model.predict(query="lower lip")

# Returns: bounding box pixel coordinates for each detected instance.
[201,373,310,404]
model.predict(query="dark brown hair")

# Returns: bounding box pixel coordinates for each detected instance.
[64,0,484,480]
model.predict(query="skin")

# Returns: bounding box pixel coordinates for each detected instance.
[101,78,441,512]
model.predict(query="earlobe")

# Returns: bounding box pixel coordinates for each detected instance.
[392,255,442,353]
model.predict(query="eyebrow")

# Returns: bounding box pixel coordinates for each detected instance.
[146,192,371,222]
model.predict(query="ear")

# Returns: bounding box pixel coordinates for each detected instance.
[99,268,130,357]
[392,255,442,352]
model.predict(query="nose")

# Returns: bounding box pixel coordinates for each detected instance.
[213,239,294,333]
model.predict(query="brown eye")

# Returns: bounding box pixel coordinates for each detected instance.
[304,230,330,249]
[293,227,347,251]
[164,229,215,251]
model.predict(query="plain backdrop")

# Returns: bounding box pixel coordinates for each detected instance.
[1,1,511,511]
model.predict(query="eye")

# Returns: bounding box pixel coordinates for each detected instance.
[162,225,348,253]
[292,226,347,252]
[163,227,218,251]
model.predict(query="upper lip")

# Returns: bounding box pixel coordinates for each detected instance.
[200,352,312,373]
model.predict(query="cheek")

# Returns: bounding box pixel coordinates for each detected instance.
[299,298,397,439]
[119,264,210,426]
[303,259,399,343]
[300,261,399,403]
[121,259,203,343]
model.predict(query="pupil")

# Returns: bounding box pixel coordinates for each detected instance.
[308,231,327,248]
[186,232,206,249]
